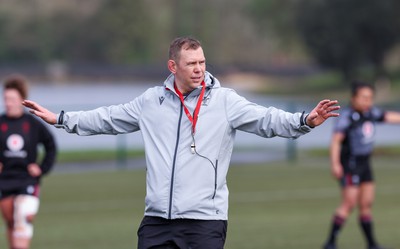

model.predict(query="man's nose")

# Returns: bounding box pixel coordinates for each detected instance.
[194,63,201,72]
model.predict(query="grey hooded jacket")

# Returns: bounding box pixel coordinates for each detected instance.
[58,72,312,220]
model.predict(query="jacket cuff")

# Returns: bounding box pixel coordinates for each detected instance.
[300,111,314,129]
[54,112,65,129]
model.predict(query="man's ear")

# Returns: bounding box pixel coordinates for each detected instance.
[168,60,177,74]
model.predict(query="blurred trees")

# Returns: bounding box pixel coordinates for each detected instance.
[70,0,154,64]
[1,0,400,81]
[296,0,400,80]
[249,0,400,80]
[0,0,155,64]
[0,0,287,67]
[247,0,300,51]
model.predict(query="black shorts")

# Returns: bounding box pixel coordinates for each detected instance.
[0,184,40,200]
[137,216,227,249]
[340,156,373,187]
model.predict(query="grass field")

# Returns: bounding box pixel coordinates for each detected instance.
[0,156,399,249]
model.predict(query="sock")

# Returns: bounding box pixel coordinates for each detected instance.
[326,215,346,245]
[359,215,377,247]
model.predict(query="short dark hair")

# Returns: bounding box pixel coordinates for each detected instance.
[169,36,202,61]
[3,74,29,99]
[351,80,375,97]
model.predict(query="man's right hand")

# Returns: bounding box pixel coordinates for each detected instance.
[22,100,57,125]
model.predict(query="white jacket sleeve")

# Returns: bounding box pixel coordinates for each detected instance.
[225,89,312,138]
[60,95,143,136]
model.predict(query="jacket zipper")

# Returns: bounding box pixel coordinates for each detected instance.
[168,102,184,219]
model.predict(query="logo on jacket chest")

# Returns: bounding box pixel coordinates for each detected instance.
[159,96,165,105]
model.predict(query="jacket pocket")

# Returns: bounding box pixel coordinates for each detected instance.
[211,159,218,199]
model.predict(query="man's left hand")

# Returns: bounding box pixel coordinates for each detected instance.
[306,99,340,127]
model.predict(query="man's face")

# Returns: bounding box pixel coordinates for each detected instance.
[168,47,206,94]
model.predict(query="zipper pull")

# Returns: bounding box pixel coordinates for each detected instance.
[190,143,196,154]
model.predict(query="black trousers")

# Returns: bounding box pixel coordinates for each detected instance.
[137,216,227,249]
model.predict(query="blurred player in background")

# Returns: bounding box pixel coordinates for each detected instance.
[0,75,57,249]
[323,81,400,249]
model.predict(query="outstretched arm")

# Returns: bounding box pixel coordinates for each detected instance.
[384,111,400,123]
[22,100,58,125]
[306,99,340,127]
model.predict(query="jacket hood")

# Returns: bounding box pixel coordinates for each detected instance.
[163,71,220,96]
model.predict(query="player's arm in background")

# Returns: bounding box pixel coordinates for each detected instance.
[384,111,400,123]
[330,132,345,179]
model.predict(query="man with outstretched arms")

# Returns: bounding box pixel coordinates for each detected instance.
[23,36,340,249]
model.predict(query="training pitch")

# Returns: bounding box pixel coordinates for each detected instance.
[0,156,399,249]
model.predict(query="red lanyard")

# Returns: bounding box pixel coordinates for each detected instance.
[174,81,206,134]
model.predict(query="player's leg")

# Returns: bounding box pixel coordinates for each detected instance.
[12,195,40,249]
[357,163,389,249]
[323,181,359,249]
[359,181,383,249]
[1,196,15,249]
[337,185,360,217]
